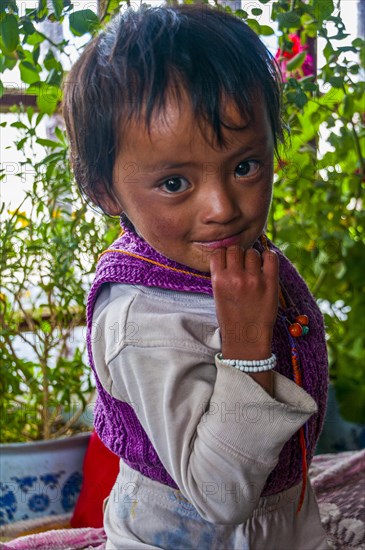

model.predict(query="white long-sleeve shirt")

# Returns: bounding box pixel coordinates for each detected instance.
[91,282,320,525]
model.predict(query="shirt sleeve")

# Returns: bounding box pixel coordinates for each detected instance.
[92,284,318,525]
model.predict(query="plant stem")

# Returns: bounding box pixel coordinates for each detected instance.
[53,391,95,438]
[312,269,327,296]
[269,202,277,242]
[14,295,36,332]
[350,119,365,176]
[99,0,110,21]
[36,30,66,50]
[40,339,50,440]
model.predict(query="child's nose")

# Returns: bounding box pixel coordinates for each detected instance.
[200,182,241,225]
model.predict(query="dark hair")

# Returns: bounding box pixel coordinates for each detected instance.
[63,4,283,215]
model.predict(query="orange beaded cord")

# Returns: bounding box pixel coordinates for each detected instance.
[260,233,308,513]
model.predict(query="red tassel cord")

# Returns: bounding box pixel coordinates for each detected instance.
[288,331,308,514]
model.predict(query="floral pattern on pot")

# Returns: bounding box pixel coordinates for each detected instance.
[0,471,82,525]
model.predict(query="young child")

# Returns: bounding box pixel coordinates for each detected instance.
[63,5,329,548]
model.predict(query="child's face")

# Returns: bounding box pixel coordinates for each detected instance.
[110,95,274,273]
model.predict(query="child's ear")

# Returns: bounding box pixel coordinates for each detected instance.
[91,186,123,216]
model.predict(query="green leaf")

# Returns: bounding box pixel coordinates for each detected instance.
[245,18,260,34]
[0,50,14,70]
[286,51,306,71]
[36,84,61,114]
[25,31,44,46]
[251,8,262,16]
[54,126,65,144]
[36,138,59,148]
[0,79,3,98]
[44,50,56,70]
[22,19,36,36]
[259,25,275,36]
[16,137,27,150]
[303,81,317,93]
[323,41,334,62]
[69,9,99,36]
[26,83,41,96]
[330,31,350,41]
[352,38,364,48]
[277,12,301,29]
[46,67,62,87]
[27,106,34,123]
[51,0,63,19]
[10,121,28,129]
[349,65,359,75]
[21,49,34,64]
[103,0,122,15]
[1,13,19,52]
[342,95,354,118]
[36,112,45,125]
[40,320,52,334]
[234,9,247,19]
[33,45,40,65]
[329,76,343,89]
[36,0,48,20]
[313,0,334,24]
[4,54,16,70]
[287,89,308,108]
[19,61,40,84]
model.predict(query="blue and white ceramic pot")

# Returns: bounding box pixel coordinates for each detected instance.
[0,432,91,525]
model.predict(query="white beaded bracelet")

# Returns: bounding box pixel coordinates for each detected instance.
[217,353,277,373]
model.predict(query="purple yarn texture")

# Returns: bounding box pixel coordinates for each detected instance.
[86,215,329,496]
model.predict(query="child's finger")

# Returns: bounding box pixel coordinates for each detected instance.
[244,248,262,274]
[209,247,226,274]
[262,250,279,278]
[225,245,244,269]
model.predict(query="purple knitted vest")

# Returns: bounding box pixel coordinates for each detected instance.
[86,216,328,496]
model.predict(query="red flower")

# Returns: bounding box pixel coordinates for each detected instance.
[277,34,302,59]
[275,34,314,80]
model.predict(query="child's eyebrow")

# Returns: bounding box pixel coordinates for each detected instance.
[139,144,265,173]
[140,161,193,172]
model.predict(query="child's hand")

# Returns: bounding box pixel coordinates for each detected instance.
[210,246,279,361]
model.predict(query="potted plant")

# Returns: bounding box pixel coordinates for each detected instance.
[0,1,122,526]
[0,104,121,526]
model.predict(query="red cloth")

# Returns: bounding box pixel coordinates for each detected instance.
[71,431,120,528]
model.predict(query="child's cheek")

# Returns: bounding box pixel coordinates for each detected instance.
[147,215,184,243]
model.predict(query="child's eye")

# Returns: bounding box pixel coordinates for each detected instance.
[234,160,260,178]
[160,177,190,193]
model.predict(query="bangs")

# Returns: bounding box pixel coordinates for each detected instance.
[99,5,282,149]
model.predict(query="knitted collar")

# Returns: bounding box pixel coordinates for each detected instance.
[96,214,270,297]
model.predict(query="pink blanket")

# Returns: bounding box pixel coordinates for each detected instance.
[2,450,364,549]
[310,450,365,549]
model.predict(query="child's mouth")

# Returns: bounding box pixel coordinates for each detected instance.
[195,231,243,250]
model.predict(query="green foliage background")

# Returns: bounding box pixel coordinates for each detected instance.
[0,0,364,440]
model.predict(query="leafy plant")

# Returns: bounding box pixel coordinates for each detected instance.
[269,0,365,423]
[0,0,364,437]
[0,107,119,442]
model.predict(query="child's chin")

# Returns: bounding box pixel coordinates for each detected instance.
[184,250,213,274]
[162,250,211,275]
